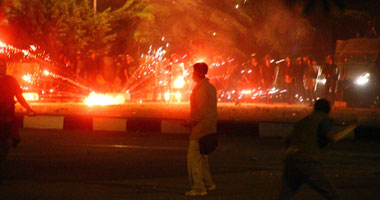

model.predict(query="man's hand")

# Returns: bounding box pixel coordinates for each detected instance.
[27,108,36,116]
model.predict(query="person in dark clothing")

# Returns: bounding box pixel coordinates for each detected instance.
[0,58,35,184]
[275,59,287,90]
[278,99,358,200]
[260,55,275,90]
[119,55,133,88]
[305,58,318,104]
[283,58,296,103]
[242,56,261,89]
[322,55,338,102]
[260,55,275,102]
[226,64,244,103]
[294,57,307,100]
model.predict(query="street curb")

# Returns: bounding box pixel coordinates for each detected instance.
[14,115,364,139]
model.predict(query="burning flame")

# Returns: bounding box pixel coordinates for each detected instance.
[84,92,125,106]
[173,75,185,88]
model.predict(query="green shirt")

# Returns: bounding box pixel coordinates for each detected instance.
[286,111,333,162]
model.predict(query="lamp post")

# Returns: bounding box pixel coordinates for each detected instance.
[93,0,97,15]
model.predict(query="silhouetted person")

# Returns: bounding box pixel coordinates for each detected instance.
[260,55,275,90]
[242,56,261,89]
[322,55,337,102]
[0,58,35,183]
[260,55,275,102]
[120,55,133,88]
[184,62,217,196]
[284,58,296,103]
[226,63,244,102]
[294,57,306,100]
[366,21,377,38]
[305,58,318,104]
[278,99,358,200]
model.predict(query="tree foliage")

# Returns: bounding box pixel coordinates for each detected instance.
[2,0,378,64]
[4,0,151,63]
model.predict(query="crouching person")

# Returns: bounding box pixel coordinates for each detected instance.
[278,99,358,200]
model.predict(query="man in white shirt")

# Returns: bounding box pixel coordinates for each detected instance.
[184,62,217,196]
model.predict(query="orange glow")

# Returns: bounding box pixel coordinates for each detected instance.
[22,92,39,101]
[173,75,185,88]
[84,92,126,106]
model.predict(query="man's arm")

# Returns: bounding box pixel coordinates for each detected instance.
[15,93,35,115]
[328,124,358,142]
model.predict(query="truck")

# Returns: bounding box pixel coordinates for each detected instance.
[334,38,380,107]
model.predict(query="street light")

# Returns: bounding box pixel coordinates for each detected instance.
[93,0,97,15]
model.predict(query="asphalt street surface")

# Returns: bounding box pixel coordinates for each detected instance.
[1,129,380,200]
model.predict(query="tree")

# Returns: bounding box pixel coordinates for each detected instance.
[3,0,152,65]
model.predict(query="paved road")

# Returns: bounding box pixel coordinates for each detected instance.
[1,129,380,199]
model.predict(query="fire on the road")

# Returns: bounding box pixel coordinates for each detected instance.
[84,92,126,106]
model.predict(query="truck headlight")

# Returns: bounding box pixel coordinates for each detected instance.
[355,73,370,86]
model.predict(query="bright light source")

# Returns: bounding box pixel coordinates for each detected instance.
[173,76,185,88]
[84,92,125,106]
[22,50,29,56]
[43,70,50,76]
[0,41,7,48]
[241,90,252,95]
[316,78,326,85]
[164,92,170,101]
[22,74,32,83]
[276,59,285,64]
[174,92,181,101]
[355,73,370,85]
[30,45,37,51]
[22,92,39,101]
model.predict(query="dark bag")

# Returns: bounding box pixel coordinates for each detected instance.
[199,133,218,155]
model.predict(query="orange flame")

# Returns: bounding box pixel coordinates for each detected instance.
[173,75,185,89]
[84,92,125,106]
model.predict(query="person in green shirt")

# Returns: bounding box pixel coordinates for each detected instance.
[278,99,358,200]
